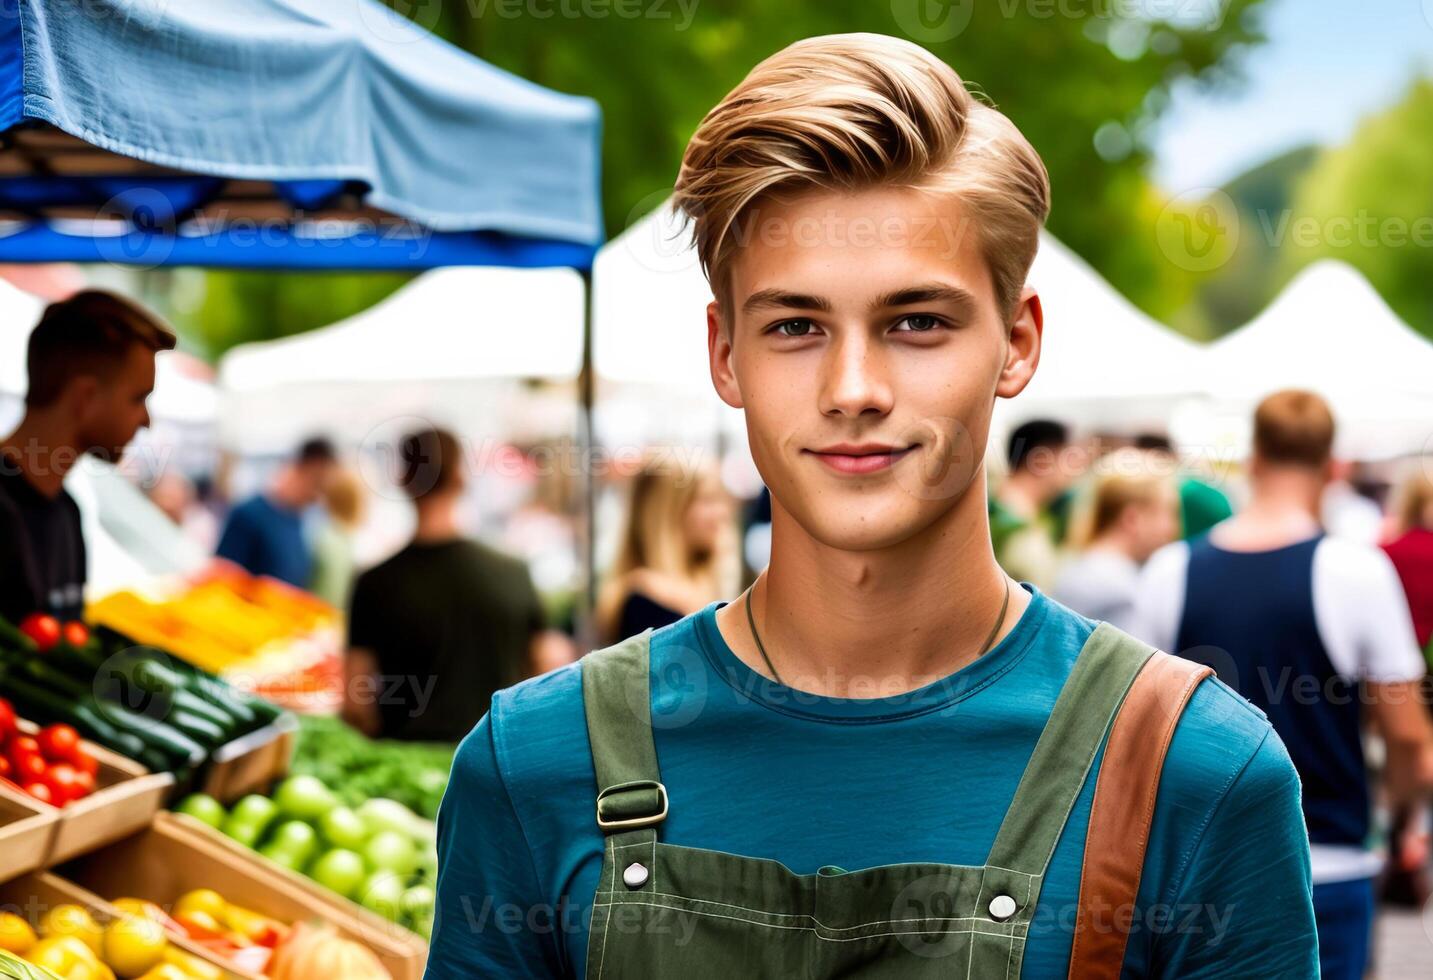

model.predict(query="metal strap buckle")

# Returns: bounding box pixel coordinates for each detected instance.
[595,779,669,831]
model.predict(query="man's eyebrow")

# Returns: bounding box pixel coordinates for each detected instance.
[869,283,978,313]
[741,289,833,316]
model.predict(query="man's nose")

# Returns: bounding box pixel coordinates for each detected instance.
[817,332,894,418]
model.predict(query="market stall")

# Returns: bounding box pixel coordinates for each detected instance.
[0,1,605,974]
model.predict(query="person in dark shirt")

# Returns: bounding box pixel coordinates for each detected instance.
[0,291,175,624]
[342,426,568,742]
[595,456,740,643]
[215,437,336,587]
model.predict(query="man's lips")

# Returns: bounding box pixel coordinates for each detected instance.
[804,445,917,474]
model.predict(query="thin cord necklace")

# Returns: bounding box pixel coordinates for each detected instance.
[744,575,1012,687]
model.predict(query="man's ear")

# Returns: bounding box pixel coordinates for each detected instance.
[64,374,102,419]
[708,300,743,409]
[995,286,1043,400]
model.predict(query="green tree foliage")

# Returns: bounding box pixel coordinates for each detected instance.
[1282,77,1433,338]
[183,0,1274,354]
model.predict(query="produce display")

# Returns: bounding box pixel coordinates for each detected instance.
[263,923,389,980]
[0,705,97,807]
[176,776,437,940]
[291,715,452,820]
[0,613,284,776]
[86,570,337,678]
[0,901,224,979]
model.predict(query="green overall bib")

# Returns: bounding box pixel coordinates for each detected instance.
[582,622,1211,979]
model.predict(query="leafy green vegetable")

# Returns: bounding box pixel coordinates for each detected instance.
[291,715,454,818]
[0,949,61,980]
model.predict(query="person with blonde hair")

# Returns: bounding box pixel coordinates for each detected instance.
[1136,389,1433,980]
[1383,465,1433,659]
[596,456,739,644]
[309,466,366,609]
[428,35,1314,978]
[1052,449,1178,632]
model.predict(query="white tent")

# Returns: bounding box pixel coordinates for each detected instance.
[594,201,1204,444]
[217,265,585,455]
[1002,234,1207,427]
[1202,260,1433,459]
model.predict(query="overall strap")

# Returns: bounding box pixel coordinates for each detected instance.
[985,622,1154,878]
[1068,648,1213,978]
[581,629,668,840]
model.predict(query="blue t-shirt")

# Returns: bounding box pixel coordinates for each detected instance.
[426,585,1317,978]
[214,495,311,587]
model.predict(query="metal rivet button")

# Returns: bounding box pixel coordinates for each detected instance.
[988,895,1017,922]
[622,862,649,889]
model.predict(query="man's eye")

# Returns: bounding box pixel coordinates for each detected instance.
[773,319,815,337]
[893,314,942,333]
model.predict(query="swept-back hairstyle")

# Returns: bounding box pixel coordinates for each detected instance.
[673,33,1051,320]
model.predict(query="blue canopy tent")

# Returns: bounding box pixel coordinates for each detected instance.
[0,0,606,631]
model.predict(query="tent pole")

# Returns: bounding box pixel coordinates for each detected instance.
[576,266,598,652]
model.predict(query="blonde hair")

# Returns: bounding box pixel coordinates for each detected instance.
[1068,450,1175,550]
[322,467,366,528]
[672,33,1051,318]
[597,457,740,641]
[1253,389,1335,468]
[1389,465,1433,535]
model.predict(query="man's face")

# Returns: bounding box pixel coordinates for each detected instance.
[708,186,1042,552]
[77,343,155,463]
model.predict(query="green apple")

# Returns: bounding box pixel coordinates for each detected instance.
[359,870,405,921]
[356,798,418,839]
[362,830,416,877]
[228,794,278,830]
[259,843,306,872]
[176,793,226,830]
[274,775,339,821]
[309,849,367,899]
[268,820,319,862]
[319,806,368,851]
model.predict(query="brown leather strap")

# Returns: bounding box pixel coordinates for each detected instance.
[1067,651,1213,978]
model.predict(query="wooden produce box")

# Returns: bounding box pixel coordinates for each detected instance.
[12,719,173,866]
[0,870,247,978]
[64,813,427,980]
[198,711,299,804]
[0,788,59,886]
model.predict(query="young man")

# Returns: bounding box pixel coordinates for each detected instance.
[1134,389,1433,980]
[215,436,336,587]
[427,35,1316,978]
[0,290,175,623]
[343,427,567,741]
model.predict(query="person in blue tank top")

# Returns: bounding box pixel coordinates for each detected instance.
[426,34,1318,978]
[1134,389,1433,980]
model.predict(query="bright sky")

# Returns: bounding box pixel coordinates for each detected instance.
[1150,0,1433,192]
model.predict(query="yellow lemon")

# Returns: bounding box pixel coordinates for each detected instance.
[171,890,225,923]
[101,916,166,978]
[37,905,102,956]
[25,934,94,973]
[0,911,36,954]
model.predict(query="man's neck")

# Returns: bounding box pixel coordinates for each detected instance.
[1,414,79,498]
[1212,473,1323,551]
[412,493,463,544]
[716,472,1025,697]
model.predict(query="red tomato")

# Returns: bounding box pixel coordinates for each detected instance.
[9,738,46,784]
[36,724,80,764]
[60,621,89,649]
[22,781,52,806]
[0,757,10,781]
[71,768,95,798]
[0,699,15,745]
[17,613,60,652]
[72,750,98,778]
[42,764,80,806]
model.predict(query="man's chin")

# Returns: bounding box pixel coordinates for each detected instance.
[86,445,128,465]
